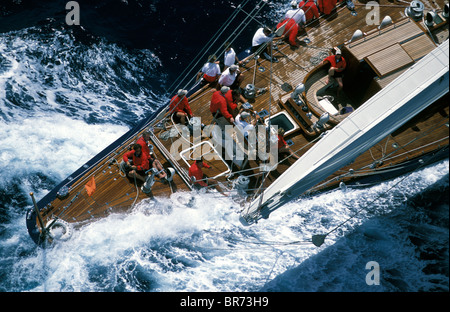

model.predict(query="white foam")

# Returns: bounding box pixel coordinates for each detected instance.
[0,115,128,192]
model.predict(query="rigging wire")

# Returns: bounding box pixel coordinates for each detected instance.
[311,142,449,247]
[165,0,247,93]
[139,0,270,132]
[167,0,268,95]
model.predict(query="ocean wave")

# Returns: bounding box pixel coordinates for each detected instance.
[0,24,166,126]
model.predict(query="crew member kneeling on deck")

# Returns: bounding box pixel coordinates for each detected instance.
[276,18,300,47]
[210,86,235,124]
[321,47,346,96]
[136,131,167,180]
[123,143,149,183]
[196,54,221,86]
[224,88,244,118]
[299,0,319,22]
[251,27,277,62]
[317,0,338,16]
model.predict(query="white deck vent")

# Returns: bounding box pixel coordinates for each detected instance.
[425,11,437,27]
[378,16,393,29]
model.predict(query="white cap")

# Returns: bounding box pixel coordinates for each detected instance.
[335,48,342,55]
[229,64,238,71]
[221,86,230,93]
[290,0,298,8]
[241,111,251,119]
[177,89,188,96]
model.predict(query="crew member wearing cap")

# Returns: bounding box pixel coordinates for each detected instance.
[299,0,320,22]
[169,89,193,125]
[218,64,243,90]
[210,86,234,124]
[321,47,346,96]
[136,131,167,180]
[285,1,306,26]
[196,54,221,85]
[235,111,257,138]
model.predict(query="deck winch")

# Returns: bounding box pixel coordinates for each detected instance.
[141,167,175,194]
[405,1,425,20]
[56,186,70,200]
[232,175,250,196]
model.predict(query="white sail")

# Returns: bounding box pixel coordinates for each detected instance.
[240,39,449,225]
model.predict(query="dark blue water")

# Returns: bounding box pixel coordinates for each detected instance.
[0,0,448,293]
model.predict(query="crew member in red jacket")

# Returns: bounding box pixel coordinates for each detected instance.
[317,0,337,15]
[224,88,241,118]
[321,47,346,96]
[188,159,212,188]
[299,0,320,21]
[188,159,224,193]
[136,132,167,180]
[169,89,193,125]
[123,143,149,182]
[276,18,299,47]
[210,86,234,123]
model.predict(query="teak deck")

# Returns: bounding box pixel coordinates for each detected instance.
[35,1,449,235]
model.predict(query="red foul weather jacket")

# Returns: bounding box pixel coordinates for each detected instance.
[210,90,233,120]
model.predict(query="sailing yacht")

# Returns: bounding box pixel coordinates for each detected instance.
[27,0,449,245]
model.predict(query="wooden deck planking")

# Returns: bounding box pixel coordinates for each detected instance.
[42,125,192,225]
[364,43,414,77]
[347,20,424,60]
[401,34,437,60]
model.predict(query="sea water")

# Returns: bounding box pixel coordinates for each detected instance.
[0,0,448,293]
